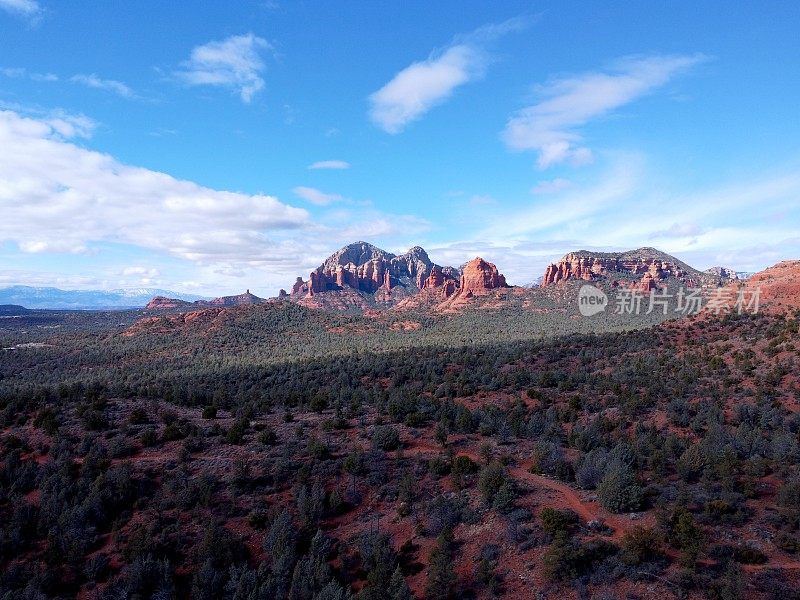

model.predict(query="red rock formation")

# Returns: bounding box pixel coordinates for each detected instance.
[741,260,800,313]
[289,242,461,306]
[459,257,508,295]
[207,290,264,306]
[541,249,703,288]
[145,296,191,310]
[291,277,306,295]
[309,272,322,296]
[422,265,445,288]
[636,272,659,292]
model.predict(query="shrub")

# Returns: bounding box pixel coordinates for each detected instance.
[309,395,328,413]
[84,553,110,582]
[225,419,248,445]
[621,526,663,565]
[777,480,800,509]
[596,464,643,513]
[575,448,608,490]
[667,508,705,564]
[539,507,579,537]
[530,441,573,481]
[257,427,278,445]
[372,425,400,451]
[140,428,158,447]
[733,543,767,564]
[492,480,517,513]
[428,456,451,477]
[33,407,60,434]
[307,437,329,460]
[425,529,455,600]
[542,532,618,582]
[478,463,508,505]
[201,406,217,419]
[451,455,478,488]
[129,408,148,424]
[162,421,187,442]
[247,510,269,530]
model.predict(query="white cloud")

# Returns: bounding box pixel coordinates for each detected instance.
[176,33,271,103]
[503,54,706,168]
[1,67,58,82]
[469,194,496,206]
[369,45,486,134]
[121,266,161,278]
[42,110,97,139]
[292,186,343,206]
[456,153,800,282]
[71,74,134,98]
[0,102,98,138]
[0,0,40,17]
[0,109,309,263]
[1,67,25,77]
[0,108,435,295]
[531,178,572,194]
[649,222,705,240]
[308,160,350,170]
[368,17,529,134]
[324,209,430,241]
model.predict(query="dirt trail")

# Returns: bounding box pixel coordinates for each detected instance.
[405,437,800,571]
[406,438,633,540]
[507,464,631,541]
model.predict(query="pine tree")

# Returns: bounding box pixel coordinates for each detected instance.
[425,528,455,600]
[388,566,413,600]
[596,463,643,513]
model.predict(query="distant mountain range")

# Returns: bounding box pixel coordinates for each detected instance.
[0,286,209,310]
[4,244,756,311]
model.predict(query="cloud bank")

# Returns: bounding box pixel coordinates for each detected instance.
[0,109,309,261]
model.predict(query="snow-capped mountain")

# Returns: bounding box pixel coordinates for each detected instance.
[0,286,209,310]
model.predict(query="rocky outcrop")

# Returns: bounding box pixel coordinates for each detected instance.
[291,277,306,295]
[285,242,521,311]
[207,290,265,306]
[123,307,227,336]
[705,266,750,281]
[458,257,509,295]
[741,260,800,313]
[442,280,458,299]
[146,290,265,310]
[289,242,460,306]
[145,296,192,310]
[541,248,708,288]
[424,265,447,288]
[635,272,660,292]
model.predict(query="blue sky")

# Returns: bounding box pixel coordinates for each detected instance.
[1,0,799,295]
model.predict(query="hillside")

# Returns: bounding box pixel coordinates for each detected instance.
[0,256,797,599]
